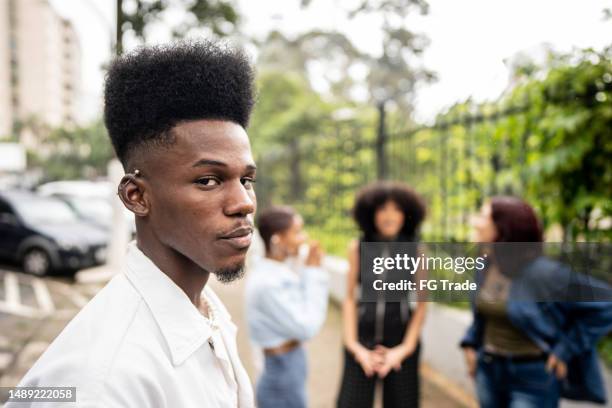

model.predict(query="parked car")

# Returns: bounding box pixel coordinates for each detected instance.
[50,194,114,231]
[36,180,114,200]
[0,190,108,276]
[37,180,136,236]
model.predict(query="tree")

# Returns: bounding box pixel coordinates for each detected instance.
[249,70,335,205]
[520,48,612,241]
[30,121,115,181]
[260,1,435,178]
[296,0,436,111]
[116,0,240,54]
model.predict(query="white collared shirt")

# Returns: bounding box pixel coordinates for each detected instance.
[8,242,255,408]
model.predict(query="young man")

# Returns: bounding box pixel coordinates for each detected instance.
[8,41,257,407]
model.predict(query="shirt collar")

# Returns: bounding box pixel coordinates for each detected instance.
[124,241,223,366]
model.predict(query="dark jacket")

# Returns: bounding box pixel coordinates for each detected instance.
[460,256,612,404]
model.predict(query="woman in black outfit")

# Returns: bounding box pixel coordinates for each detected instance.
[337,181,427,408]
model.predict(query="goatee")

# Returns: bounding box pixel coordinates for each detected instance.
[214,263,246,284]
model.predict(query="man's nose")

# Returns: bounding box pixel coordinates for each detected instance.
[223,180,256,217]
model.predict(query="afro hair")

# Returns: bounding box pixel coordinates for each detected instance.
[103,40,255,166]
[353,181,426,241]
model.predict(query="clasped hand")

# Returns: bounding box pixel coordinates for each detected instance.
[354,342,415,378]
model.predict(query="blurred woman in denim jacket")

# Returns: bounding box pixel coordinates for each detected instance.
[246,205,329,408]
[461,196,612,407]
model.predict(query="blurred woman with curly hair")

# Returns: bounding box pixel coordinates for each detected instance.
[337,181,427,408]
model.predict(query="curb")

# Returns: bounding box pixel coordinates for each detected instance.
[421,362,478,408]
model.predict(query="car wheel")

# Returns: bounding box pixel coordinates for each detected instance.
[23,248,51,276]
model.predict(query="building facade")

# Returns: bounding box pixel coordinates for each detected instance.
[0,0,81,142]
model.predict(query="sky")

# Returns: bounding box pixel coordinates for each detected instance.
[50,0,612,123]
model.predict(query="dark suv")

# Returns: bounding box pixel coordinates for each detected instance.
[0,191,108,276]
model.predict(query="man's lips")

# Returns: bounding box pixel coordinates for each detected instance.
[218,226,253,250]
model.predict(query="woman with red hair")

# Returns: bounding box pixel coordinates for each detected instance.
[461,196,612,407]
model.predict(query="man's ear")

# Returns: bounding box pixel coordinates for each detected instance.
[117,173,149,217]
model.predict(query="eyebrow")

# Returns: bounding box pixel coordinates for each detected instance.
[192,158,257,171]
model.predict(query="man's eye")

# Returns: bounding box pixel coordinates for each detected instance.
[196,177,220,186]
[242,178,256,189]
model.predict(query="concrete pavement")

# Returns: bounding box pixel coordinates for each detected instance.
[0,267,103,388]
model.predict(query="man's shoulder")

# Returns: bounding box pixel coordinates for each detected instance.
[17,273,150,389]
[69,273,144,337]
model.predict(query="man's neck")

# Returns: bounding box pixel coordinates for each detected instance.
[136,232,209,308]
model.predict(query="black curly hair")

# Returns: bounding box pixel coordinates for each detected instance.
[353,181,426,241]
[103,40,256,167]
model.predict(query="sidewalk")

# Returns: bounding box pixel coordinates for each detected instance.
[0,269,100,388]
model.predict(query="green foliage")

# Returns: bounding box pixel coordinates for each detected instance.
[120,0,239,44]
[509,48,612,241]
[250,71,334,153]
[385,47,612,243]
[256,46,612,254]
[251,68,380,251]
[29,121,115,182]
[251,2,437,253]
[260,0,436,111]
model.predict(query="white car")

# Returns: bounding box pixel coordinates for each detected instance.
[36,180,136,237]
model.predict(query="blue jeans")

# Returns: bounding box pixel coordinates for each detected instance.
[257,345,307,408]
[475,352,561,408]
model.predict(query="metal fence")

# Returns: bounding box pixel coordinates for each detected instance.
[254,88,609,254]
[254,105,526,252]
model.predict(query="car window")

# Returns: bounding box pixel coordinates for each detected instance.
[14,198,79,224]
[67,197,112,220]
